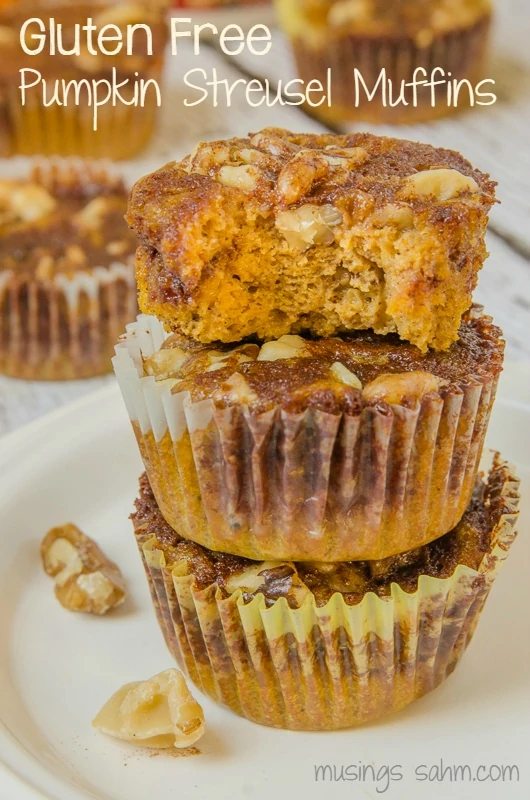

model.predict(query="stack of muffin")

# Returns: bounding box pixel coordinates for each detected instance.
[113,128,520,730]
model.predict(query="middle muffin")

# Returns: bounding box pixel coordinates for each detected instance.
[114,305,503,562]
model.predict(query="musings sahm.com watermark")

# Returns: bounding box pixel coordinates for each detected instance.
[313,760,520,795]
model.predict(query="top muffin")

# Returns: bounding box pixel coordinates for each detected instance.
[128,128,495,353]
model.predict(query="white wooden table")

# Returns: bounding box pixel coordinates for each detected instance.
[1,0,529,435]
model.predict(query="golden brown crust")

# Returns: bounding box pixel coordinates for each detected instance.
[128,129,496,352]
[144,308,504,415]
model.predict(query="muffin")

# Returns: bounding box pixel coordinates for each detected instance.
[131,455,520,730]
[0,1,168,159]
[0,161,138,380]
[114,306,504,562]
[275,0,492,123]
[127,129,496,353]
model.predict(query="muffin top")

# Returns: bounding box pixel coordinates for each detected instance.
[129,128,495,352]
[0,165,137,279]
[132,456,517,608]
[279,0,491,44]
[143,308,503,415]
[129,128,494,238]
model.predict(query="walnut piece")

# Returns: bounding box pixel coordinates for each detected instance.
[330,362,362,389]
[0,180,56,223]
[277,150,331,204]
[225,562,310,607]
[257,334,306,361]
[92,669,205,749]
[213,372,259,405]
[371,204,414,230]
[41,524,126,615]
[144,347,188,380]
[217,164,258,192]
[400,168,479,201]
[74,197,114,229]
[362,370,446,405]
[275,204,342,250]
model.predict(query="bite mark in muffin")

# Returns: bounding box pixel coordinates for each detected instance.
[127,128,496,352]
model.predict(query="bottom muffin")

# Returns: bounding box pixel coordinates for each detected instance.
[131,455,519,731]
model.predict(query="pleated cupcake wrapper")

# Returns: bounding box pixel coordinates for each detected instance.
[134,459,519,730]
[0,65,162,160]
[289,15,491,124]
[114,314,499,562]
[0,161,137,380]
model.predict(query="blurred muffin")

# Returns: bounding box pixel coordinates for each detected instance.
[276,0,492,123]
[114,307,504,562]
[0,1,169,159]
[0,161,137,380]
[132,455,520,730]
[127,129,496,353]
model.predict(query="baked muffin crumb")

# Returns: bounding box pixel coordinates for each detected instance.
[128,129,496,352]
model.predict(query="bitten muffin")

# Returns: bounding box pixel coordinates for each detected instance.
[132,455,520,730]
[127,129,496,353]
[0,161,137,380]
[0,1,168,159]
[276,0,492,123]
[113,307,504,562]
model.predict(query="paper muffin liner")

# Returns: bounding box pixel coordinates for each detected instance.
[0,69,161,160]
[288,15,491,124]
[134,457,519,731]
[114,313,502,562]
[0,161,137,380]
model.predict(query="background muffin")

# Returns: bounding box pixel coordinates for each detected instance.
[0,1,169,159]
[275,0,492,123]
[132,455,520,730]
[0,160,137,380]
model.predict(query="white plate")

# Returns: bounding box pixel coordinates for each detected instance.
[0,367,529,800]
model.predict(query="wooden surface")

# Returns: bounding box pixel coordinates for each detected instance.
[1,1,529,435]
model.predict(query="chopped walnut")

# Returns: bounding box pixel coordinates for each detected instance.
[93,669,205,749]
[310,562,367,593]
[362,371,447,405]
[328,0,371,26]
[0,180,56,224]
[65,245,88,268]
[257,334,306,361]
[400,168,479,201]
[205,344,258,371]
[277,150,331,204]
[275,204,342,250]
[213,372,259,405]
[35,254,55,281]
[74,197,114,230]
[330,362,362,389]
[225,562,310,607]
[371,204,414,230]
[217,164,258,192]
[41,524,126,615]
[106,240,129,257]
[144,347,188,380]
